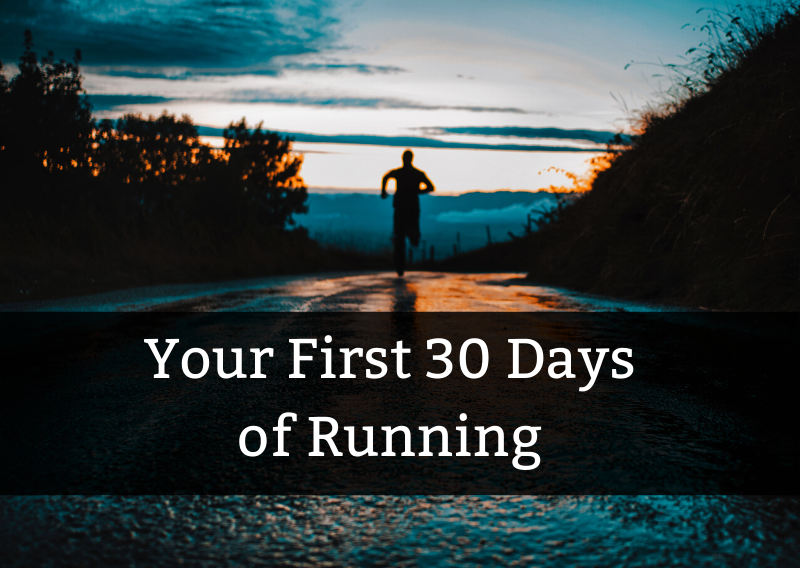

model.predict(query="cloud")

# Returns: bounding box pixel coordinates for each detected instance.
[83,87,529,113]
[84,60,407,80]
[222,90,527,112]
[419,126,632,145]
[86,94,175,111]
[87,67,196,80]
[282,62,407,74]
[0,0,341,74]
[81,88,529,113]
[195,126,603,152]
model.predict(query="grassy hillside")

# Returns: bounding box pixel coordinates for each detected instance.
[448,4,800,310]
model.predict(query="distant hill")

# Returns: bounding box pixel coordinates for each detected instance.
[297,191,560,258]
[446,5,800,310]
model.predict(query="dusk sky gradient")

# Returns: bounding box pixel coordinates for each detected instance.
[0,0,777,191]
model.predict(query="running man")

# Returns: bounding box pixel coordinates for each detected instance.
[381,150,435,276]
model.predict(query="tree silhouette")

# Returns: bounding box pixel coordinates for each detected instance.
[1,31,308,232]
[93,113,215,187]
[0,31,356,298]
[223,119,308,228]
[0,30,93,178]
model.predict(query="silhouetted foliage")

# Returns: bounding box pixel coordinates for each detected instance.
[0,31,307,229]
[0,30,93,177]
[0,32,348,301]
[531,194,573,230]
[93,113,214,187]
[223,119,308,227]
[470,2,800,310]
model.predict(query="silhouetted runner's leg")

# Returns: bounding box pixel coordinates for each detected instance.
[393,206,421,277]
[393,209,406,277]
[407,208,421,248]
[394,227,406,277]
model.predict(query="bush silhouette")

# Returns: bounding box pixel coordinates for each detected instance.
[222,119,308,228]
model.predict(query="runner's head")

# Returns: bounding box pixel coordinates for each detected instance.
[402,150,413,165]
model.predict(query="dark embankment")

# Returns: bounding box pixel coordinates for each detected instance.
[446,5,800,310]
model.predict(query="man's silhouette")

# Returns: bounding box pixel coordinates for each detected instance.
[381,150,435,276]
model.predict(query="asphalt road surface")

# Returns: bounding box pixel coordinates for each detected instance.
[2,271,679,313]
[2,272,797,567]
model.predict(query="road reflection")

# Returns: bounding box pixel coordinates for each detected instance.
[2,495,796,565]
[393,277,418,312]
[1,272,689,313]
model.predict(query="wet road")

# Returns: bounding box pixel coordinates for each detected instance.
[4,495,798,566]
[2,271,680,313]
[3,272,798,566]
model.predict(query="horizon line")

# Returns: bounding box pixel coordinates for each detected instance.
[307,187,567,195]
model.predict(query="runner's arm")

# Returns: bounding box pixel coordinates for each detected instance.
[420,173,435,194]
[381,171,395,199]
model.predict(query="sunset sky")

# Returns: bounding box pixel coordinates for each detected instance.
[0,0,770,192]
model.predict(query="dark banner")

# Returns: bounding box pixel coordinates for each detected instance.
[1,312,797,494]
